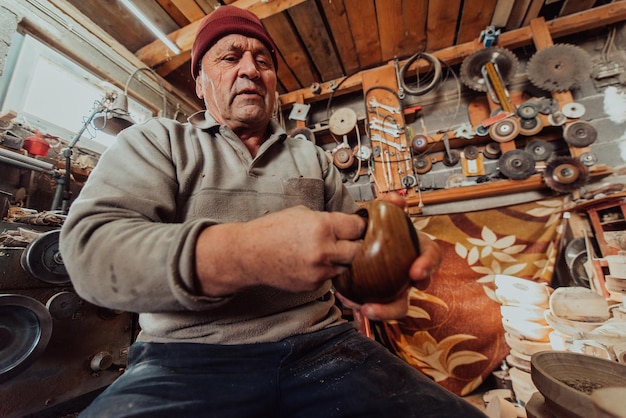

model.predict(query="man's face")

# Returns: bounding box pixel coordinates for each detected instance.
[195,34,277,132]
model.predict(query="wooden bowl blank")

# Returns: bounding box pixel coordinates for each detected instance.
[333,200,420,304]
[531,351,626,418]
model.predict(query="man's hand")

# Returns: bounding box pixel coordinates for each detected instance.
[336,192,442,321]
[195,205,367,296]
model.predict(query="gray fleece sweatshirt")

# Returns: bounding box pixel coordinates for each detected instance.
[60,111,358,344]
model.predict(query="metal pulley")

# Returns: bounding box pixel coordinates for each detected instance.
[20,230,70,285]
[411,135,429,154]
[561,102,586,119]
[548,111,567,127]
[442,149,461,167]
[401,175,417,188]
[353,145,372,161]
[579,152,598,167]
[483,142,502,159]
[517,102,540,119]
[333,147,355,169]
[525,139,554,161]
[463,145,480,160]
[412,155,432,174]
[0,294,53,383]
[46,291,80,320]
[489,118,520,143]
[519,116,544,136]
[498,150,536,180]
[563,121,598,147]
[289,127,316,144]
[533,97,560,115]
[329,108,358,136]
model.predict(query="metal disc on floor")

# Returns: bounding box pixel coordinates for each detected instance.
[570,252,591,288]
[0,294,53,383]
[564,237,586,269]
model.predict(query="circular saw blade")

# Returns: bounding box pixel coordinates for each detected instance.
[460,46,519,92]
[543,156,588,193]
[527,44,592,92]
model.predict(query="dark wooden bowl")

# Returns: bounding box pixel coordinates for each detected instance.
[531,351,626,418]
[333,200,420,304]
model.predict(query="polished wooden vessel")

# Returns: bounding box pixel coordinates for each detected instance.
[333,200,420,304]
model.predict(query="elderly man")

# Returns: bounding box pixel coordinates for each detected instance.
[60,5,485,417]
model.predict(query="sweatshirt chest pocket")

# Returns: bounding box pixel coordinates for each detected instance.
[279,177,325,211]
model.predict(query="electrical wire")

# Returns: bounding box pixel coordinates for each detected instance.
[398,52,443,96]
[326,72,361,144]
[601,26,616,63]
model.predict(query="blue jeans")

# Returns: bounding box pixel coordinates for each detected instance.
[81,323,485,417]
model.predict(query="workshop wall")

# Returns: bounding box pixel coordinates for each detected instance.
[285,21,626,215]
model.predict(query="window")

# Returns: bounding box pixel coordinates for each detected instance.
[0,33,152,153]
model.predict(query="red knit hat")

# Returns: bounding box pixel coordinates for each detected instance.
[190,5,277,79]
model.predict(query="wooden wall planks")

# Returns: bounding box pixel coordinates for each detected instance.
[319,0,360,75]
[457,0,498,44]
[344,0,382,68]
[426,0,462,51]
[288,1,344,81]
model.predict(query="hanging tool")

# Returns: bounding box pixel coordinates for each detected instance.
[394,59,405,100]
[368,97,401,114]
[482,60,515,114]
[480,26,501,47]
[440,132,460,166]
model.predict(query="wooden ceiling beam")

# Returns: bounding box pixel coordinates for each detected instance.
[279,1,626,108]
[136,0,308,72]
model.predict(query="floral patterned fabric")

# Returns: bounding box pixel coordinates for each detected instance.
[382,197,566,396]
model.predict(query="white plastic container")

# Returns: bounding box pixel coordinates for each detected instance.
[606,254,626,279]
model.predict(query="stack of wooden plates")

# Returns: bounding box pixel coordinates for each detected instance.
[494,274,553,404]
[546,286,609,352]
[605,275,626,302]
